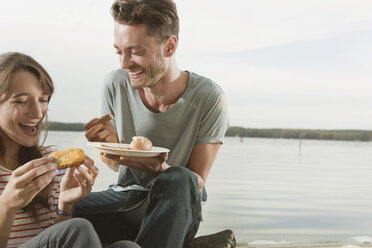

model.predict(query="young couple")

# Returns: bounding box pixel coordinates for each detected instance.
[0,0,229,248]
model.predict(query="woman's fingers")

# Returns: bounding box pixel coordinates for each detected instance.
[81,157,99,183]
[73,172,88,191]
[76,166,94,186]
[17,161,57,186]
[83,157,99,175]
[63,167,75,178]
[13,157,54,177]
[30,170,55,194]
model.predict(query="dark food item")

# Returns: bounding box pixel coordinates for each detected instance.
[99,113,114,124]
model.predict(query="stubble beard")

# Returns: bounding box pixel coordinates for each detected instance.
[130,62,166,90]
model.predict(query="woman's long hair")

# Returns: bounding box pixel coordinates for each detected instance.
[0,52,54,221]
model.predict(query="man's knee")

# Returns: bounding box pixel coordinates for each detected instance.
[153,167,200,205]
[158,166,197,190]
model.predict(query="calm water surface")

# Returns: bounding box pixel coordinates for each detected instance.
[44,131,372,247]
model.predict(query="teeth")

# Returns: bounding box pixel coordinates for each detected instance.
[129,70,144,76]
[20,122,37,127]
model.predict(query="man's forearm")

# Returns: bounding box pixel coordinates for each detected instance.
[191,171,205,191]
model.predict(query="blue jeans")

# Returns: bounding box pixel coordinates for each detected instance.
[19,218,140,248]
[73,166,201,248]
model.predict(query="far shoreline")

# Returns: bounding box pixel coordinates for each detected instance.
[45,122,372,142]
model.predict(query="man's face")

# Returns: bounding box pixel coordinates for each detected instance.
[113,23,167,89]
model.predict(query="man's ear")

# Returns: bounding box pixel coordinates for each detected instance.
[163,35,177,57]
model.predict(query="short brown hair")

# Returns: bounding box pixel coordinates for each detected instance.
[111,0,179,42]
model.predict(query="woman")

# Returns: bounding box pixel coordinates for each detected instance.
[0,52,140,248]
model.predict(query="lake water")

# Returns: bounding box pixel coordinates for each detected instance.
[44,131,372,247]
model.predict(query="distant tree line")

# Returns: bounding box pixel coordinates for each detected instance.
[47,122,85,132]
[226,126,372,141]
[45,122,372,142]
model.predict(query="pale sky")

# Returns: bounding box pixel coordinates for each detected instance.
[0,0,371,130]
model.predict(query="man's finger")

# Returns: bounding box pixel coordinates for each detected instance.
[85,123,105,141]
[102,153,121,161]
[95,129,112,142]
[84,118,100,130]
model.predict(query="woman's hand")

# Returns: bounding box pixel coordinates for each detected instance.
[102,152,169,177]
[58,156,98,206]
[0,157,57,210]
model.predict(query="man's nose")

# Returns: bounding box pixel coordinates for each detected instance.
[120,54,132,69]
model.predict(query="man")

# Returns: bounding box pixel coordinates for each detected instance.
[74,0,229,248]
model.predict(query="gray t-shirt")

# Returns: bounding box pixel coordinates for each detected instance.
[101,69,229,198]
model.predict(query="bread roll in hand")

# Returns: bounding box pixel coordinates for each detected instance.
[50,148,86,170]
[129,136,152,151]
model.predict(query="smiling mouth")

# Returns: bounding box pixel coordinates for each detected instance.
[19,122,40,136]
[128,69,145,79]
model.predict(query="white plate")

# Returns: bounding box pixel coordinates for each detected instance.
[86,142,170,157]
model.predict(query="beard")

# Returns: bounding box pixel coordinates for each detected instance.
[129,60,167,90]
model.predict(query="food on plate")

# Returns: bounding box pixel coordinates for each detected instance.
[129,136,152,151]
[50,148,86,170]
[99,113,114,124]
[100,144,129,150]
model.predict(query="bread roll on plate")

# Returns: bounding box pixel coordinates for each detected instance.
[129,136,152,151]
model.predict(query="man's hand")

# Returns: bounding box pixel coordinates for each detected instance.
[84,116,118,143]
[100,153,120,172]
[101,152,169,177]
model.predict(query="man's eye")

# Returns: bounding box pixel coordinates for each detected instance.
[115,51,122,55]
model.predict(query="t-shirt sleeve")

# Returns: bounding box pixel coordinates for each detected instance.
[196,90,229,144]
[101,71,118,130]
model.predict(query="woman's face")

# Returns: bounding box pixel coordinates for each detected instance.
[0,70,49,147]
